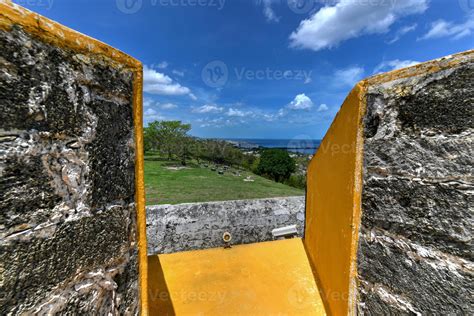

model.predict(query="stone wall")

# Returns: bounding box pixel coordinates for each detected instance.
[0,7,141,314]
[146,196,305,254]
[357,56,473,314]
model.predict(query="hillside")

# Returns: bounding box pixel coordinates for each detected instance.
[144,159,304,205]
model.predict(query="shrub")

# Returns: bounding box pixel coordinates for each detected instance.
[256,149,296,182]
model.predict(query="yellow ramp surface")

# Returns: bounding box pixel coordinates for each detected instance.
[148,238,326,315]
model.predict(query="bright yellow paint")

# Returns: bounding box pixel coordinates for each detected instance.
[304,83,366,316]
[0,3,149,314]
[148,238,327,316]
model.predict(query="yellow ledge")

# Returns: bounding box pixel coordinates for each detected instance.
[148,238,327,315]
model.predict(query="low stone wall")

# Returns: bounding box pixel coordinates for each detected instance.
[146,196,305,254]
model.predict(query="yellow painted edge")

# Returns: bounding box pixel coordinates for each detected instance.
[0,2,149,314]
[346,82,367,316]
[133,65,149,316]
[0,1,141,71]
[366,50,474,86]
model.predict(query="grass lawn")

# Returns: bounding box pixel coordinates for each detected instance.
[144,158,304,205]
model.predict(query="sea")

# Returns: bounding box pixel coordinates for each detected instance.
[226,138,322,155]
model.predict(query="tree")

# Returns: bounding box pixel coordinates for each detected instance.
[145,120,191,163]
[256,149,296,182]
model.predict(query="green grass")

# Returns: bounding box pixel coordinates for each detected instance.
[144,159,304,205]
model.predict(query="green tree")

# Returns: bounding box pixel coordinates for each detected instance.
[256,149,296,182]
[145,120,191,162]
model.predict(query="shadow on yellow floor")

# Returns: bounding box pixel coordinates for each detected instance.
[148,238,326,315]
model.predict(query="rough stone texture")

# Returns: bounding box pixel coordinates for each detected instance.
[0,25,138,314]
[146,196,305,254]
[358,62,474,314]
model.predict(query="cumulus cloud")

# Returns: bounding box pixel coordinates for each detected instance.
[334,66,365,87]
[289,0,428,51]
[143,65,195,99]
[387,23,417,44]
[192,104,224,114]
[419,17,474,41]
[317,104,329,112]
[288,93,314,110]
[374,59,420,74]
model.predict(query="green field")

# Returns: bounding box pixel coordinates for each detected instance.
[144,158,304,205]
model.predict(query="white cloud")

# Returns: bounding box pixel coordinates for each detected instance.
[419,17,474,41]
[317,104,329,112]
[262,0,280,23]
[143,65,195,99]
[160,103,178,110]
[387,23,417,44]
[288,93,314,110]
[289,0,428,51]
[199,117,240,128]
[144,108,157,116]
[374,59,420,74]
[334,66,365,87]
[143,98,155,107]
[143,108,165,121]
[157,61,168,69]
[192,104,224,114]
[172,69,185,77]
[226,108,250,117]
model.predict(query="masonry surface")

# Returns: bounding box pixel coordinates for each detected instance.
[146,196,305,254]
[357,61,474,314]
[0,25,138,314]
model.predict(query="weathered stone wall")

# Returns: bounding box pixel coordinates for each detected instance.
[146,196,305,254]
[357,59,473,314]
[0,22,139,314]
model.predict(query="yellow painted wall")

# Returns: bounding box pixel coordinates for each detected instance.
[148,239,327,315]
[304,83,366,316]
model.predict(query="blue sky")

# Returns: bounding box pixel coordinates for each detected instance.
[18,0,473,139]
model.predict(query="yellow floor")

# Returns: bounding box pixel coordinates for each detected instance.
[148,238,327,315]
